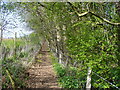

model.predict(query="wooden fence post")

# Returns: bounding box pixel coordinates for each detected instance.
[0,26,3,46]
[14,32,17,58]
[86,67,92,90]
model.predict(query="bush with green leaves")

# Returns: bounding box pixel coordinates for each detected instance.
[66,19,119,88]
[53,63,86,88]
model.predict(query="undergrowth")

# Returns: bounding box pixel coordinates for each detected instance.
[2,53,29,88]
[53,63,86,88]
[51,53,86,88]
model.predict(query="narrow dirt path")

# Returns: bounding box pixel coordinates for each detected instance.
[26,50,60,88]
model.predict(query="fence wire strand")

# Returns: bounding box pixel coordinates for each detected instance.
[93,71,120,89]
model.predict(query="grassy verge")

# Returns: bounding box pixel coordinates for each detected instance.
[2,38,25,47]
[50,53,86,88]
[1,39,29,88]
[2,34,41,89]
[2,55,29,88]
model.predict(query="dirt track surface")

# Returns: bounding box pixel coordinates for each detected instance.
[27,51,60,88]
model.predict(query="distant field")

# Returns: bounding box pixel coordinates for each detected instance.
[2,38,25,47]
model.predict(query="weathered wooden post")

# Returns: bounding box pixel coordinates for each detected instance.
[0,26,3,46]
[86,67,92,90]
[56,30,62,64]
[0,26,2,90]
[14,32,17,58]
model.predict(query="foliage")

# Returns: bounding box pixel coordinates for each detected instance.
[17,2,120,89]
[66,19,119,88]
[3,2,120,89]
[2,53,28,88]
[1,36,40,88]
[53,63,86,88]
[28,32,42,45]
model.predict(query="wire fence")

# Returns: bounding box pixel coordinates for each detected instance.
[92,71,120,89]
[1,32,41,66]
[50,46,120,89]
[0,30,41,88]
[1,29,119,89]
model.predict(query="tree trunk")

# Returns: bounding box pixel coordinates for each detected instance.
[56,30,62,64]
[86,67,92,90]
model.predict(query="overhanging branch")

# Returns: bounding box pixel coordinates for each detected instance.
[68,2,120,26]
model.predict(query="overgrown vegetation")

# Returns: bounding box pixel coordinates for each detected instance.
[53,63,87,88]
[1,34,41,88]
[1,1,120,89]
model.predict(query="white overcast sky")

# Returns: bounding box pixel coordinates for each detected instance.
[3,15,32,38]
[1,9,33,38]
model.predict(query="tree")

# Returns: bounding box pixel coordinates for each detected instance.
[13,2,120,89]
[0,1,16,45]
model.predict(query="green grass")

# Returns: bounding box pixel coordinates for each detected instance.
[1,38,29,88]
[50,53,86,88]
[1,38,40,88]
[2,39,25,48]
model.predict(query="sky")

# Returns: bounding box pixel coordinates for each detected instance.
[3,27,33,38]
[1,10,33,38]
